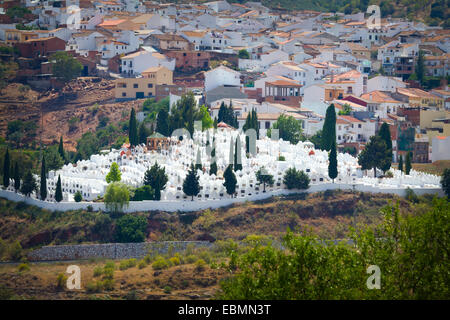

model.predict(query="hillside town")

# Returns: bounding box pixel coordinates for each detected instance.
[0,0,449,208]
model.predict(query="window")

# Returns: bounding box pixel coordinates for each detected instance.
[133,83,138,88]
[122,92,126,97]
[147,83,153,88]
[265,121,270,129]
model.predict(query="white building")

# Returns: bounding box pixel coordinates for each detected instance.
[204,65,242,93]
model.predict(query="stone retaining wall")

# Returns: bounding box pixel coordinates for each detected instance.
[27,241,213,261]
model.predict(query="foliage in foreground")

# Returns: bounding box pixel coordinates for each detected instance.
[218,197,449,299]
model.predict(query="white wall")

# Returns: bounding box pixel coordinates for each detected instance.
[0,184,443,213]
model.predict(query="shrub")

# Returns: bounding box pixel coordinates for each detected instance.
[93,266,103,277]
[119,258,137,270]
[194,259,206,272]
[104,261,115,270]
[185,254,197,264]
[86,281,102,293]
[17,263,30,272]
[278,155,286,161]
[0,286,13,300]
[114,214,147,243]
[56,273,68,290]
[102,267,114,280]
[102,278,114,291]
[125,290,138,300]
[8,241,22,261]
[152,257,169,270]
[87,205,93,212]
[168,256,180,266]
[74,191,83,202]
[283,168,310,190]
[163,285,172,294]
[138,260,147,269]
[385,171,393,178]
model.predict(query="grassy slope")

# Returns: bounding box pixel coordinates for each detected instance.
[0,190,429,252]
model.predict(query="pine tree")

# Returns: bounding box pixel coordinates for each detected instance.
[223,165,237,197]
[156,108,169,137]
[398,155,403,172]
[58,136,65,162]
[358,135,390,178]
[183,163,200,201]
[234,137,242,171]
[321,104,336,151]
[3,147,10,188]
[55,174,63,202]
[106,162,121,183]
[40,155,47,200]
[328,141,338,183]
[20,171,36,197]
[143,161,168,200]
[128,108,138,147]
[13,162,20,191]
[405,151,412,175]
[195,148,202,171]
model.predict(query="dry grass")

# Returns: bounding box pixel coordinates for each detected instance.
[412,160,450,176]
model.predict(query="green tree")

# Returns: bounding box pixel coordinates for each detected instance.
[132,185,154,201]
[309,130,323,150]
[322,104,336,151]
[398,155,403,172]
[55,174,63,202]
[338,103,352,115]
[58,136,66,163]
[156,108,170,137]
[128,108,138,147]
[416,50,426,86]
[328,141,338,182]
[40,155,47,200]
[441,168,450,198]
[13,162,20,192]
[44,146,64,172]
[183,163,200,201]
[223,165,237,197]
[238,49,250,59]
[213,116,218,129]
[169,92,199,137]
[283,168,310,190]
[2,148,10,188]
[358,135,391,178]
[143,162,168,201]
[106,162,121,183]
[104,182,130,213]
[199,105,213,131]
[405,151,412,175]
[210,139,217,175]
[74,191,82,202]
[138,122,150,145]
[256,167,274,192]
[50,51,82,83]
[268,114,303,145]
[20,171,36,197]
[114,215,147,243]
[378,122,392,172]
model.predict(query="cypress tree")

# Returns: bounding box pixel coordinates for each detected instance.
[55,174,63,202]
[218,102,227,123]
[223,165,237,197]
[405,152,412,175]
[328,141,338,183]
[129,108,138,147]
[378,122,393,172]
[321,104,336,151]
[234,137,242,171]
[210,138,217,175]
[58,136,65,162]
[252,109,259,139]
[138,122,150,145]
[3,147,10,188]
[13,162,20,191]
[183,163,200,201]
[156,108,169,137]
[213,116,218,129]
[40,155,47,200]
[398,155,403,172]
